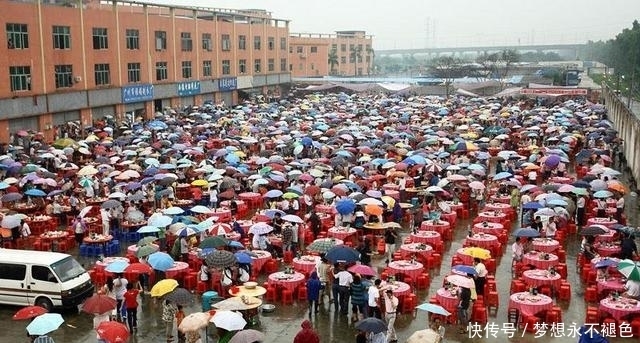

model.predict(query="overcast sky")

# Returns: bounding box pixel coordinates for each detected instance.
[150,0,639,50]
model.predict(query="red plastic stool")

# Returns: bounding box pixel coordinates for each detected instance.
[521,315,541,332]
[629,318,640,337]
[416,274,430,290]
[545,309,561,324]
[556,249,566,262]
[197,280,208,294]
[429,296,439,305]
[539,285,552,297]
[585,286,598,303]
[510,280,526,294]
[556,263,568,279]
[486,290,499,311]
[461,209,469,219]
[265,287,277,302]
[283,251,294,264]
[297,286,308,301]
[281,289,294,305]
[392,252,403,261]
[183,272,197,291]
[471,306,488,324]
[585,310,599,324]
[558,283,571,301]
[431,253,441,267]
[264,259,279,274]
[377,241,386,255]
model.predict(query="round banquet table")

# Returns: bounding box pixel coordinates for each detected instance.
[420,220,450,235]
[327,227,358,241]
[380,281,411,298]
[484,203,513,213]
[508,292,554,317]
[465,233,499,249]
[599,297,640,321]
[435,287,459,311]
[382,183,399,191]
[293,255,320,274]
[595,244,621,257]
[220,200,247,212]
[454,248,477,265]
[238,192,262,205]
[522,251,559,269]
[472,222,504,236]
[387,260,424,280]
[399,243,433,261]
[223,232,242,242]
[315,204,336,215]
[597,278,627,295]
[250,250,272,272]
[236,220,254,235]
[532,238,560,253]
[489,195,511,204]
[39,231,69,243]
[173,199,194,207]
[522,269,563,289]
[268,235,282,248]
[209,208,232,222]
[128,243,159,256]
[165,261,190,279]
[410,231,441,245]
[550,176,573,184]
[595,230,616,243]
[95,256,131,271]
[587,217,618,229]
[268,271,306,293]
[440,212,457,226]
[477,211,507,224]
[121,221,144,232]
[83,234,113,245]
[442,201,464,213]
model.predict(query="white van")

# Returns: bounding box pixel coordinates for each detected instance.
[0,249,94,311]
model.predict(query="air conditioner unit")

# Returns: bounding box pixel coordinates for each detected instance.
[74,76,82,83]
[299,54,307,59]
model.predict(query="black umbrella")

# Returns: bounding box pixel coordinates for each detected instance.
[580,226,608,236]
[165,287,194,305]
[2,192,23,202]
[204,250,237,269]
[101,199,122,209]
[355,317,387,334]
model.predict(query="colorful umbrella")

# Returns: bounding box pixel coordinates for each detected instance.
[617,259,640,281]
[96,321,130,343]
[150,278,179,297]
[347,264,376,276]
[81,294,118,314]
[13,305,48,320]
[307,238,340,253]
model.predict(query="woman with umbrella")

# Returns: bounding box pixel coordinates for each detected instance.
[457,284,472,334]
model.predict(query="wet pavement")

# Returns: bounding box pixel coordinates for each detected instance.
[2,165,638,343]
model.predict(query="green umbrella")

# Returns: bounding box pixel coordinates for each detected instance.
[307,238,339,253]
[200,236,228,249]
[52,138,76,149]
[617,259,640,281]
[137,236,158,247]
[282,192,299,200]
[136,244,159,258]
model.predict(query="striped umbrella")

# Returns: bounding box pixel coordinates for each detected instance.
[617,259,640,281]
[307,238,339,253]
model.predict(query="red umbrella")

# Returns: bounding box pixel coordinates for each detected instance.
[347,264,376,277]
[13,305,48,320]
[219,189,236,200]
[299,174,314,183]
[81,294,117,315]
[126,262,153,274]
[304,185,320,196]
[96,321,130,343]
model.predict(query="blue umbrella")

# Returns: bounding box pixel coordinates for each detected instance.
[593,190,613,198]
[26,313,64,336]
[594,258,619,269]
[105,260,129,273]
[264,189,283,198]
[452,265,478,276]
[335,198,356,215]
[493,172,513,181]
[325,245,360,263]
[24,189,46,197]
[137,225,160,234]
[547,199,568,207]
[147,120,168,131]
[148,214,173,227]
[234,252,253,264]
[522,202,543,210]
[148,252,175,271]
[263,209,286,219]
[513,228,541,238]
[416,303,452,316]
[300,137,313,147]
[227,241,244,249]
[225,153,240,164]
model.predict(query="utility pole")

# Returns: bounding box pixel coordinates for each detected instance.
[425,17,430,48]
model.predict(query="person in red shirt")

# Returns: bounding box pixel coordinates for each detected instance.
[123,283,140,332]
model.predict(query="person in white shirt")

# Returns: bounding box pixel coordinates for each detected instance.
[368,279,382,319]
[623,280,640,300]
[20,220,31,238]
[527,170,537,185]
[596,198,606,218]
[113,274,128,321]
[576,195,586,227]
[334,266,353,315]
[545,217,557,238]
[473,258,488,295]
[512,238,524,262]
[616,196,625,222]
[383,289,399,343]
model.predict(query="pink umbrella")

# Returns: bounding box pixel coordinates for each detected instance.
[348,264,376,277]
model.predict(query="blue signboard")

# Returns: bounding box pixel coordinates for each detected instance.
[218,77,237,92]
[122,84,154,103]
[177,81,201,96]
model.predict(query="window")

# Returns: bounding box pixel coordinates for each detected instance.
[6,23,28,49]
[202,60,212,77]
[127,62,141,83]
[289,64,292,71]
[181,61,192,79]
[340,44,346,52]
[350,54,355,63]
[52,25,70,49]
[311,63,315,70]
[0,263,26,281]
[268,37,274,50]
[298,63,302,71]
[310,46,318,53]
[332,44,337,51]
[221,34,231,51]
[366,44,371,51]
[280,58,287,72]
[358,68,362,76]
[238,59,246,74]
[221,60,230,75]
[254,59,261,73]
[54,64,73,88]
[349,44,354,51]
[125,29,139,50]
[9,66,31,92]
[154,31,166,51]
[296,46,303,54]
[358,44,363,52]
[280,37,286,50]
[202,33,212,51]
[92,27,108,50]
[32,265,57,283]
[341,56,346,64]
[253,36,261,50]
[289,47,293,54]
[238,35,246,50]
[94,63,110,86]
[180,32,192,52]
[155,62,168,81]
[268,58,274,72]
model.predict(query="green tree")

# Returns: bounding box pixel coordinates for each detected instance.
[366,47,375,75]
[328,49,339,76]
[350,45,363,76]
[429,56,465,97]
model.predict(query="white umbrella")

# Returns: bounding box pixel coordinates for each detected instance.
[248,222,273,235]
[190,205,212,214]
[209,311,246,331]
[108,192,126,200]
[78,165,98,176]
[1,214,22,228]
[162,207,185,215]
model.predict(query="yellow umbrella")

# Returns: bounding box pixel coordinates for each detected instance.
[150,279,179,297]
[233,151,246,158]
[381,196,396,208]
[461,247,491,260]
[191,179,208,187]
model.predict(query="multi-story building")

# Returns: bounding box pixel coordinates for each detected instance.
[0,0,291,143]
[289,30,374,78]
